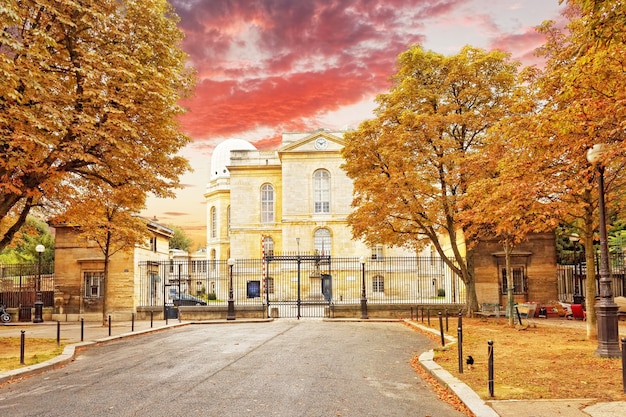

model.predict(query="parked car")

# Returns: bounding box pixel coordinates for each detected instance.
[173,294,207,306]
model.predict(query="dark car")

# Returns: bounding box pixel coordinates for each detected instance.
[173,293,207,306]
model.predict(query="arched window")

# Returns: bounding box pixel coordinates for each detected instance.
[263,236,274,257]
[261,184,274,223]
[210,206,217,238]
[313,169,330,213]
[314,228,331,256]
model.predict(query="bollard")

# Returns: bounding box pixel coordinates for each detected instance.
[57,321,61,345]
[488,340,494,397]
[445,309,449,332]
[108,315,111,336]
[20,330,25,365]
[622,338,626,394]
[458,312,463,374]
[81,318,84,342]
[132,313,135,332]
[150,311,153,328]
[411,307,414,321]
[427,309,431,326]
[421,307,424,323]
[438,312,445,346]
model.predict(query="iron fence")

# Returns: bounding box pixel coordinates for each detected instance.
[557,252,626,302]
[0,262,55,307]
[137,255,466,313]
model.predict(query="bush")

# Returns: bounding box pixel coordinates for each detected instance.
[437,288,445,297]
[207,292,217,300]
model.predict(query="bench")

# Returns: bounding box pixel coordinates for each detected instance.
[475,303,501,320]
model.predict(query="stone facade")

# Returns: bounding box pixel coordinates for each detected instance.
[52,220,172,320]
[473,232,558,306]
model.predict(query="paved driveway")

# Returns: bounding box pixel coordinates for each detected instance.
[0,320,465,417]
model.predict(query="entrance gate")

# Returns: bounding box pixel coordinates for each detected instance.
[264,254,331,319]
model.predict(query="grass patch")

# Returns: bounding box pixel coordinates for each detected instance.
[0,337,66,372]
[417,318,626,402]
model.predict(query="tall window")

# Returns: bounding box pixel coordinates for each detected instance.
[313,169,330,213]
[210,206,217,238]
[314,228,331,256]
[84,271,104,298]
[263,236,274,257]
[501,265,527,295]
[372,275,385,293]
[261,184,274,223]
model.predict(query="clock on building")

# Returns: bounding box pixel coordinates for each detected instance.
[314,137,328,150]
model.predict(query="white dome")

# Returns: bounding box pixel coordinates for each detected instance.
[210,139,257,180]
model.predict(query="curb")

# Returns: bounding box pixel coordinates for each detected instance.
[404,320,500,417]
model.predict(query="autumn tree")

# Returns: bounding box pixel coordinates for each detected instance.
[53,180,153,321]
[342,45,522,313]
[0,0,194,251]
[526,2,626,339]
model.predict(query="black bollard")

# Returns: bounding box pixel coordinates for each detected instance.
[445,309,449,332]
[427,309,431,326]
[622,338,626,394]
[421,307,424,323]
[150,311,154,328]
[458,312,463,374]
[20,330,25,365]
[108,315,111,336]
[438,312,445,346]
[132,313,135,332]
[488,340,494,397]
[411,307,414,321]
[57,321,61,345]
[81,318,84,342]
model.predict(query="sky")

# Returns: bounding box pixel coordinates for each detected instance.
[142,0,566,248]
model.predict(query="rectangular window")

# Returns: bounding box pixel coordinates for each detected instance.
[501,266,527,295]
[261,185,274,223]
[84,271,105,298]
[372,276,384,293]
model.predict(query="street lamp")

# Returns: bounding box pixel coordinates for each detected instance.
[568,234,584,304]
[586,144,620,358]
[227,258,235,320]
[34,244,45,323]
[359,256,368,319]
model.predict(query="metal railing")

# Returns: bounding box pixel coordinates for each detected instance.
[0,262,55,307]
[137,256,466,308]
[557,252,626,302]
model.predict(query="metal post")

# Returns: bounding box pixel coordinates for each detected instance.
[81,318,84,342]
[227,258,236,320]
[131,313,135,332]
[108,315,111,336]
[593,165,620,357]
[33,245,45,323]
[20,330,25,365]
[622,338,626,393]
[297,257,301,320]
[458,312,463,374]
[488,340,494,397]
[150,311,153,328]
[438,312,444,346]
[359,257,368,319]
[56,321,60,345]
[587,145,621,357]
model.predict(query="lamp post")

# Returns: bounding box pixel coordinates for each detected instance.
[227,258,236,320]
[359,256,368,319]
[569,234,584,304]
[586,144,620,358]
[34,244,45,323]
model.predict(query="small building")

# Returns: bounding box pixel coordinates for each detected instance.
[52,219,173,320]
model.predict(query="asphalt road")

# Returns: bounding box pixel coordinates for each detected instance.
[0,320,465,417]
